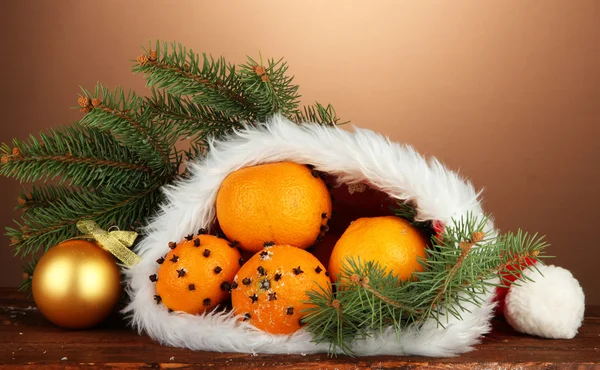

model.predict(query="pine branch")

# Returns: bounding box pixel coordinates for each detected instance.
[293,102,347,126]
[0,123,153,189]
[135,42,347,127]
[133,41,253,119]
[145,89,245,144]
[2,40,345,268]
[78,84,174,173]
[304,206,550,355]
[239,55,301,121]
[16,185,80,214]
[18,257,37,296]
[7,183,164,257]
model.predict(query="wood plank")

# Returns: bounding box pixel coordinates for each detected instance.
[0,288,598,369]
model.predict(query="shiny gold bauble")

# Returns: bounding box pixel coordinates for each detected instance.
[32,239,122,329]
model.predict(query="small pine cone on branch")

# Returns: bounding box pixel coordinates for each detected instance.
[91,98,102,107]
[137,54,149,66]
[253,65,265,76]
[17,196,27,206]
[148,50,158,62]
[77,96,90,107]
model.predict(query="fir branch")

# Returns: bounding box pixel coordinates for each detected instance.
[16,185,79,214]
[133,41,253,119]
[2,41,345,272]
[423,227,487,321]
[7,183,164,257]
[0,123,152,189]
[293,102,347,126]
[79,84,173,172]
[18,258,37,296]
[348,273,417,314]
[239,55,301,121]
[305,206,549,355]
[145,89,245,143]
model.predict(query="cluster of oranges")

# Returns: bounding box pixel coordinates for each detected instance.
[152,162,428,334]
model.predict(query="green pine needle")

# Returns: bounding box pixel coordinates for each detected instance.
[304,205,550,356]
[18,257,37,296]
[7,183,164,257]
[0,123,152,189]
[1,41,345,288]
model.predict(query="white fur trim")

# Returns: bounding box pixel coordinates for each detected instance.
[123,115,497,356]
[504,264,585,339]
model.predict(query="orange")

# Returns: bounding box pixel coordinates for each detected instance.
[154,234,242,314]
[328,216,428,283]
[231,245,330,334]
[216,161,332,253]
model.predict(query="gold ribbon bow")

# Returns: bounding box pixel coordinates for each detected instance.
[76,220,141,266]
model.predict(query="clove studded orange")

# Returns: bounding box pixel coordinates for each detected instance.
[231,245,331,334]
[153,234,242,314]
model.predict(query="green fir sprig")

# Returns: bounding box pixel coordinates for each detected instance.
[1,41,344,268]
[303,208,549,355]
[0,123,152,189]
[6,183,164,257]
[18,257,37,296]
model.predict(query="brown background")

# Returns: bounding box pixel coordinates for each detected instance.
[0,0,598,304]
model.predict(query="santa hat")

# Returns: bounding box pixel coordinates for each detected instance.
[124,115,585,356]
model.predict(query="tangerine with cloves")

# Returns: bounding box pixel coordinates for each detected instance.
[231,245,330,334]
[154,234,241,314]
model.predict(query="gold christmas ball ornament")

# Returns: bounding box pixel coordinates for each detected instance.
[32,239,122,329]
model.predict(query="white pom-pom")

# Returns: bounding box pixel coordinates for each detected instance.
[504,264,585,339]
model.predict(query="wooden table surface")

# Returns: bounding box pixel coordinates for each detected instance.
[0,288,598,369]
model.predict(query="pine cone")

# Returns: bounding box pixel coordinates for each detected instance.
[253,65,265,76]
[137,54,149,66]
[80,107,91,113]
[1,155,9,164]
[77,96,90,107]
[148,50,158,62]
[17,196,27,206]
[12,147,21,157]
[472,231,485,243]
[91,98,102,107]
[261,74,269,82]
